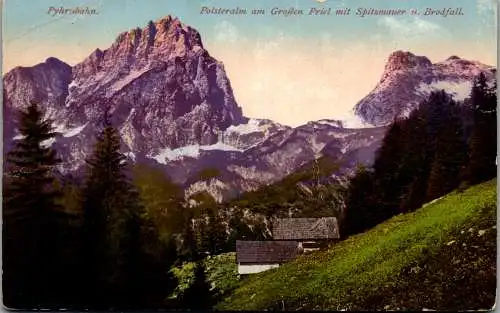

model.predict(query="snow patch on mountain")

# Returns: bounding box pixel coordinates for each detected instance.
[328,132,351,139]
[151,145,201,164]
[225,119,263,135]
[43,106,59,120]
[41,138,56,148]
[63,123,88,138]
[310,139,327,157]
[12,122,86,144]
[124,151,136,161]
[201,142,242,152]
[53,123,69,134]
[417,80,472,101]
[150,141,242,164]
[338,112,374,129]
[316,119,343,128]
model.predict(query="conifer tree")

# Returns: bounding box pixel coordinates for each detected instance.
[3,102,63,308]
[398,91,457,210]
[81,112,179,308]
[426,114,468,201]
[189,191,226,256]
[463,74,497,185]
[132,163,184,237]
[372,120,404,217]
[424,90,454,141]
[342,165,378,236]
[80,112,143,307]
[398,108,431,211]
[120,205,178,309]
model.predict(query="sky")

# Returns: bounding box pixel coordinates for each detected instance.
[3,0,498,126]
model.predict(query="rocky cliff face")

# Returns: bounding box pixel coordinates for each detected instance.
[4,15,244,173]
[67,16,244,151]
[354,51,496,126]
[172,120,386,202]
[4,19,494,202]
[3,57,72,151]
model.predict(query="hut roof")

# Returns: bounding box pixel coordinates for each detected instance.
[236,240,298,264]
[272,217,340,240]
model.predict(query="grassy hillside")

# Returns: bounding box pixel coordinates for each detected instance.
[218,179,497,311]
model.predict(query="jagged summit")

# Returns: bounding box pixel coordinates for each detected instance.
[109,15,204,58]
[74,15,206,78]
[385,50,432,71]
[380,51,431,84]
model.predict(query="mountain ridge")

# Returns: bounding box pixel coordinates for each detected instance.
[354,50,496,126]
[3,16,495,201]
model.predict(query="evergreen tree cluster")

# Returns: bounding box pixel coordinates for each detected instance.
[228,157,346,219]
[2,103,184,309]
[343,74,497,236]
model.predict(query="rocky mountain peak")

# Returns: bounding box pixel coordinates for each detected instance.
[73,15,205,79]
[114,15,203,59]
[386,50,432,70]
[3,57,71,112]
[44,57,71,69]
[380,51,432,83]
[355,51,496,126]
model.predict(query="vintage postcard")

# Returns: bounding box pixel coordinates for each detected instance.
[2,0,497,311]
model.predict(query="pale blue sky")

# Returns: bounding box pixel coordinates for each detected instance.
[3,0,497,125]
[4,0,496,51]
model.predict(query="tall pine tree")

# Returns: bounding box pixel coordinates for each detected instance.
[342,165,378,236]
[80,112,143,307]
[80,111,178,308]
[3,102,63,308]
[426,113,468,201]
[120,196,179,309]
[463,73,497,185]
[398,107,432,211]
[372,120,404,217]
